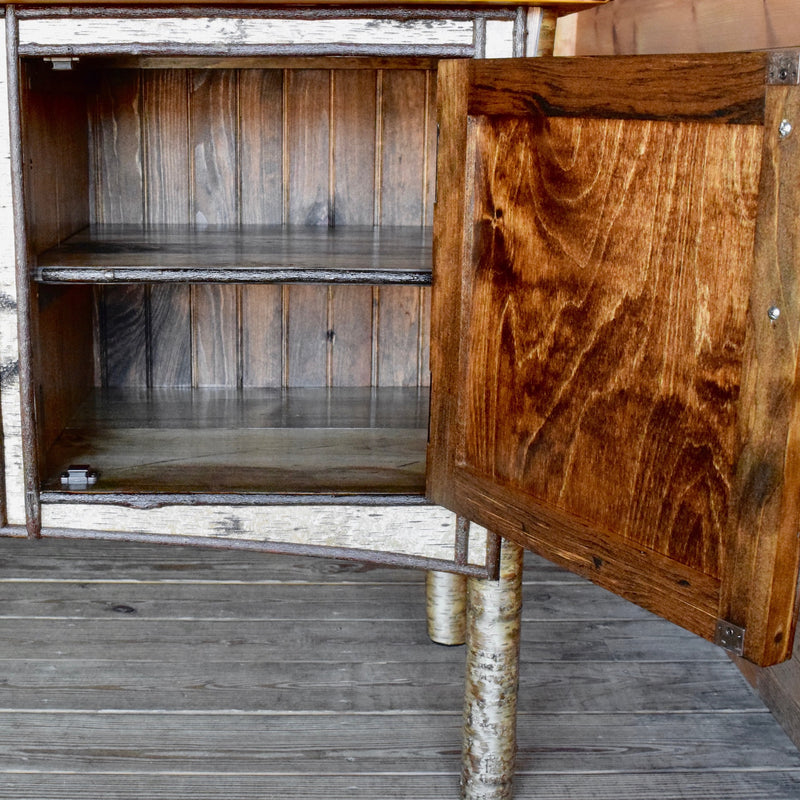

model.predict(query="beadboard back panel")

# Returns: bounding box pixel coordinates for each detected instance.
[88,66,435,390]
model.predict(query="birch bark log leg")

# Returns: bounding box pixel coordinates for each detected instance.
[426,571,467,645]
[461,538,523,800]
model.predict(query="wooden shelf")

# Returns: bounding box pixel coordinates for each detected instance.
[33,225,433,285]
[41,387,429,497]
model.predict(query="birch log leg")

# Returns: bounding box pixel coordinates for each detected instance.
[426,570,467,645]
[461,538,523,800]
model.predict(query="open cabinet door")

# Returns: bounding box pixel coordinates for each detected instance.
[428,52,800,667]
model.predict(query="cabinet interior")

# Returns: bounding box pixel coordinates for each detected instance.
[21,56,439,498]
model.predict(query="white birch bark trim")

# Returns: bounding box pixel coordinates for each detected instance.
[483,19,515,59]
[0,27,24,526]
[19,17,475,49]
[40,502,489,565]
[426,570,467,645]
[467,522,490,566]
[462,539,523,800]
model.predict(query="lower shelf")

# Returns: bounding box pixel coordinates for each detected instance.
[42,387,429,497]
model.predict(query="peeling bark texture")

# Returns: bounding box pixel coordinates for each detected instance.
[461,538,523,800]
[426,570,467,645]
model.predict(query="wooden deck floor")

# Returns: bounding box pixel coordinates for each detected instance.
[2,535,800,799]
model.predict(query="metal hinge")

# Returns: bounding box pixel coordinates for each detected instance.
[715,619,746,656]
[43,57,80,71]
[768,52,800,85]
[60,464,98,488]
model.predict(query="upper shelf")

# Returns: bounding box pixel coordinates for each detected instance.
[33,224,433,285]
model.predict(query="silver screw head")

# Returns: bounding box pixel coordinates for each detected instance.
[768,306,781,321]
[779,119,793,139]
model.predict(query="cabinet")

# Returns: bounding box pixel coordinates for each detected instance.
[3,4,800,796]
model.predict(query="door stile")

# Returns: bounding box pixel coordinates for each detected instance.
[721,82,800,666]
[427,58,470,512]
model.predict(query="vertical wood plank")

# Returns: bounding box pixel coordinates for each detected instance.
[419,286,431,387]
[286,70,329,225]
[240,68,283,225]
[329,70,378,386]
[287,284,327,388]
[239,68,285,390]
[142,69,189,224]
[190,69,238,225]
[101,285,148,388]
[331,285,373,387]
[91,70,143,225]
[241,284,283,388]
[150,284,191,388]
[377,286,420,387]
[192,284,239,389]
[332,69,376,226]
[285,70,330,387]
[423,71,437,227]
[190,70,239,388]
[140,69,192,389]
[380,70,427,226]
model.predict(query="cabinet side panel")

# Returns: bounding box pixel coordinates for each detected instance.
[21,63,90,254]
[0,27,24,524]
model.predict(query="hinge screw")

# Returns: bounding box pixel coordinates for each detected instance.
[779,119,793,139]
[768,306,781,321]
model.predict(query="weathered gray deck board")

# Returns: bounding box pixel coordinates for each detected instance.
[1,535,799,799]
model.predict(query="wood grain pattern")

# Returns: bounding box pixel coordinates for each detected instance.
[190,69,238,225]
[91,69,143,224]
[466,53,769,124]
[239,68,283,225]
[287,69,329,226]
[142,69,189,224]
[463,115,763,579]
[99,285,148,387]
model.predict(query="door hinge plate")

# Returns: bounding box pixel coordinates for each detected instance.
[768,52,800,85]
[60,464,98,488]
[715,619,746,656]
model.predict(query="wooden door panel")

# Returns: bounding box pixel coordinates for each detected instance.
[429,53,800,666]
